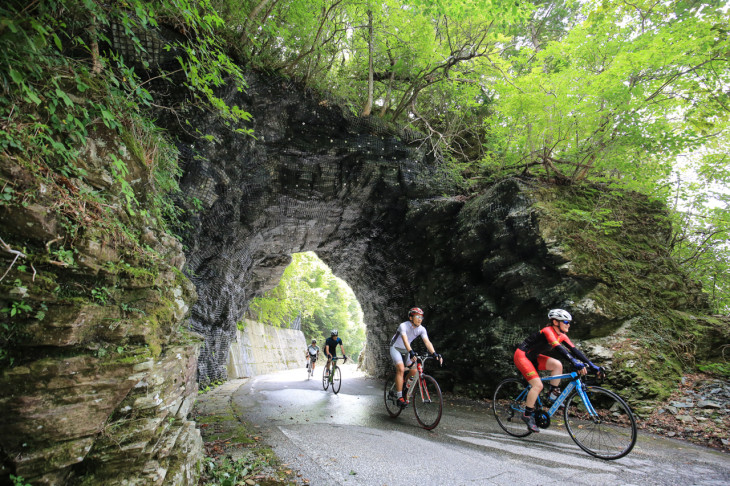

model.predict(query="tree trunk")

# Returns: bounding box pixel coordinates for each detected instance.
[241,0,280,46]
[361,9,374,117]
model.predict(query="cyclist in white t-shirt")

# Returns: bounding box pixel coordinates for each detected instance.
[389,307,442,408]
[306,339,320,372]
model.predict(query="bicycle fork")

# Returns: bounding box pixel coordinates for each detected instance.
[574,383,601,422]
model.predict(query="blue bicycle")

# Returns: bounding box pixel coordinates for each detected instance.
[493,371,637,460]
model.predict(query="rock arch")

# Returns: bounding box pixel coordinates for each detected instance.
[176,73,441,386]
[172,73,599,392]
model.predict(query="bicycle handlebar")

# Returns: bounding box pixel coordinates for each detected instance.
[575,367,606,384]
[409,352,442,367]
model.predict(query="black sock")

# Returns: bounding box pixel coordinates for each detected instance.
[524,406,534,417]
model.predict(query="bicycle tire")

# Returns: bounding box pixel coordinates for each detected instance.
[413,374,443,430]
[322,368,330,390]
[331,366,342,394]
[564,385,637,460]
[383,376,403,417]
[493,378,532,437]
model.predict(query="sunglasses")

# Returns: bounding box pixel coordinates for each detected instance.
[562,320,571,325]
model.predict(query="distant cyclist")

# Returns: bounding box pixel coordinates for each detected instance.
[324,330,347,375]
[514,308,604,433]
[306,339,320,373]
[389,307,442,408]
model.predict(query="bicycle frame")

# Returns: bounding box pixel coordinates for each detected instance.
[405,356,433,402]
[518,372,598,419]
[328,362,336,383]
[328,356,343,381]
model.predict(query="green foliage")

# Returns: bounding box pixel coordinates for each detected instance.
[563,207,623,236]
[202,454,268,486]
[214,0,528,156]
[0,298,34,366]
[0,184,14,206]
[482,0,729,185]
[1,300,32,318]
[9,475,31,486]
[50,248,75,267]
[119,302,146,316]
[697,361,730,378]
[0,0,252,242]
[91,287,111,304]
[667,154,730,314]
[198,379,225,394]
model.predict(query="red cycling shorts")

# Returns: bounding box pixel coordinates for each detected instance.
[514,349,549,381]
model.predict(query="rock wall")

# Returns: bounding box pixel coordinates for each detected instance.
[0,126,203,485]
[226,320,306,378]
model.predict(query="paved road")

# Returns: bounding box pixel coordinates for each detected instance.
[230,364,730,486]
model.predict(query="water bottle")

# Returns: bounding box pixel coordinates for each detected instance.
[547,387,560,404]
[405,374,416,392]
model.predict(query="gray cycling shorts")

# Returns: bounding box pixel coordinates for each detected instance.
[389,345,414,367]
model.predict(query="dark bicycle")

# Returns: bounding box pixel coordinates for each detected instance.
[323,356,346,394]
[493,370,637,460]
[384,353,443,430]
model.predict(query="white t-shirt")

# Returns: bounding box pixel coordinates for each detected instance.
[390,321,428,350]
[307,345,319,356]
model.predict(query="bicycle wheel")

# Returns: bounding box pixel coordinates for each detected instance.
[564,385,637,460]
[493,378,532,437]
[322,368,330,390]
[383,376,403,417]
[413,375,443,430]
[331,366,342,394]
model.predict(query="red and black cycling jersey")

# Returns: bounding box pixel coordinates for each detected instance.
[517,325,580,365]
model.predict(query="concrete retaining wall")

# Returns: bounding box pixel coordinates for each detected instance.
[226,319,307,378]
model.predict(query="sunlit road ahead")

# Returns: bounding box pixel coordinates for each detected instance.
[230,365,730,485]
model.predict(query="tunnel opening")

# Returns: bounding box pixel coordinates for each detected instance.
[245,251,367,363]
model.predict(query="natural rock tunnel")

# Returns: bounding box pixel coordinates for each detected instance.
[109,22,710,399]
[170,72,619,394]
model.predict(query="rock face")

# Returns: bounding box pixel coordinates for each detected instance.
[172,72,715,401]
[0,129,203,484]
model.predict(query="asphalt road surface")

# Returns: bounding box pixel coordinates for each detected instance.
[230,364,730,486]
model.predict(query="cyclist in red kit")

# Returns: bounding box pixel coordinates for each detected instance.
[514,309,604,433]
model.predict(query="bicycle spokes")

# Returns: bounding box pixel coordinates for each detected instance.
[493,378,532,438]
[564,386,637,460]
[413,375,443,430]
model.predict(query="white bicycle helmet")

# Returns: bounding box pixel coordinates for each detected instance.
[548,309,572,321]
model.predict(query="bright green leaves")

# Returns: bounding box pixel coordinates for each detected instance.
[484,0,730,187]
[247,252,366,355]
